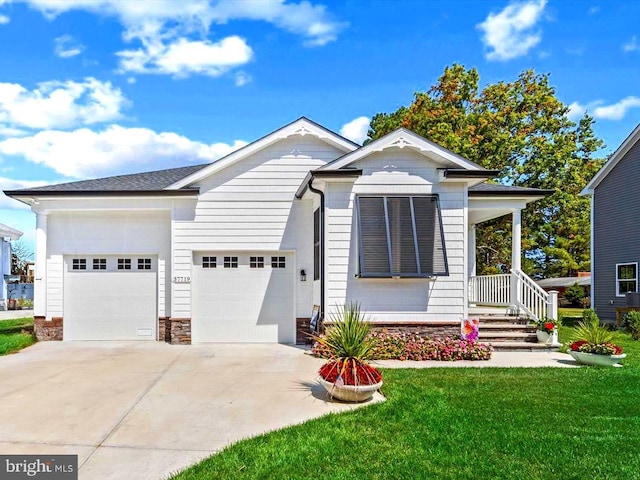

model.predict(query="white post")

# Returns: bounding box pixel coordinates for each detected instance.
[511,209,522,309]
[468,224,477,278]
[548,290,558,320]
[34,211,47,319]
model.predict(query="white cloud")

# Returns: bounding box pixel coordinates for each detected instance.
[0,78,127,130]
[477,0,547,61]
[0,14,9,24]
[234,71,251,87]
[340,116,369,145]
[0,125,247,178]
[117,35,253,78]
[54,34,85,58]
[623,36,639,52]
[568,97,640,121]
[23,0,344,78]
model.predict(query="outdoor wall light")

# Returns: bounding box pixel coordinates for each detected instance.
[300,269,307,282]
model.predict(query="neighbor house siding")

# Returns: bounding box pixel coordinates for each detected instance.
[324,148,466,322]
[171,135,344,319]
[46,211,171,319]
[593,138,640,321]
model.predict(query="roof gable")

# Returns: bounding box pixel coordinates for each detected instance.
[582,123,640,195]
[318,128,484,172]
[166,117,359,190]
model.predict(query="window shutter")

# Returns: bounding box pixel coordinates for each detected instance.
[358,196,391,276]
[387,197,418,274]
[413,196,448,275]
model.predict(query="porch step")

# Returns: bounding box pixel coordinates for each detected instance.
[476,315,529,324]
[480,323,535,331]
[479,331,537,342]
[489,341,561,352]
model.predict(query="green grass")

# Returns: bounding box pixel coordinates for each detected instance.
[0,317,35,356]
[172,330,640,480]
[559,307,585,318]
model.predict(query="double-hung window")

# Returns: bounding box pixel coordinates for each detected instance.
[356,195,448,278]
[616,263,637,296]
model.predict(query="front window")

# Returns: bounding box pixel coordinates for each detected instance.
[356,195,448,278]
[617,263,637,296]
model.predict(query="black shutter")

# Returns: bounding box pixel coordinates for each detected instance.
[358,197,391,276]
[413,196,448,275]
[387,197,418,274]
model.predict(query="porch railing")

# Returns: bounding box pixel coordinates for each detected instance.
[469,269,557,320]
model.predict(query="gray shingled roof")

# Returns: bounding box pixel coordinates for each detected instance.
[13,163,209,192]
[469,183,553,196]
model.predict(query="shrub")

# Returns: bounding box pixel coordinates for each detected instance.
[313,332,492,361]
[580,297,591,309]
[571,309,615,345]
[623,311,640,340]
[564,282,586,306]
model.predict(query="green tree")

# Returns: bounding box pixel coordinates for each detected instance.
[368,64,604,277]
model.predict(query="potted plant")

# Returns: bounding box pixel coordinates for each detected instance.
[535,317,559,345]
[567,309,626,367]
[313,302,382,402]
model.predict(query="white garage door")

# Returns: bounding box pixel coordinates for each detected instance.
[192,252,295,343]
[64,255,157,341]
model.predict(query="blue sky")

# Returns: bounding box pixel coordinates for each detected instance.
[0,0,639,253]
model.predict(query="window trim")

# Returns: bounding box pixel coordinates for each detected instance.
[616,262,638,297]
[356,195,449,278]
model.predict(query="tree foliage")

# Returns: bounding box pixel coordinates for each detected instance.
[367,64,604,277]
[11,241,32,276]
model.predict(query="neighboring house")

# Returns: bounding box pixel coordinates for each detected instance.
[5,118,553,343]
[0,222,23,308]
[582,123,640,322]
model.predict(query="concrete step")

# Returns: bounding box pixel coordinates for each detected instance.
[477,315,530,324]
[479,331,538,342]
[480,323,535,331]
[490,341,561,352]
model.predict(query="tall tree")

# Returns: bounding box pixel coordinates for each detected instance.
[368,64,604,277]
[11,241,32,276]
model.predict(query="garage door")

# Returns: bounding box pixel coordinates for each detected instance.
[192,252,295,343]
[64,255,157,341]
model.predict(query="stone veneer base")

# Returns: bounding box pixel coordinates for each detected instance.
[34,316,63,341]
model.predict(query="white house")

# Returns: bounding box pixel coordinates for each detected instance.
[6,118,554,343]
[0,222,23,309]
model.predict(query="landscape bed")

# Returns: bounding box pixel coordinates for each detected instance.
[172,327,639,480]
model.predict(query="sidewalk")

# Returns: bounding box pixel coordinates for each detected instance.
[0,309,34,320]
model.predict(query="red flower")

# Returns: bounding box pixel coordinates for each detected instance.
[570,340,588,351]
[319,359,382,386]
[544,322,555,331]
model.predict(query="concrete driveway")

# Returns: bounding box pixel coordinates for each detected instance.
[0,342,381,479]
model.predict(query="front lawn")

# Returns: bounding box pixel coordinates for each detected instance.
[173,331,640,480]
[0,317,35,356]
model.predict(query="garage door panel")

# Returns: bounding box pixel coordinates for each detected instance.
[64,257,157,341]
[192,252,294,343]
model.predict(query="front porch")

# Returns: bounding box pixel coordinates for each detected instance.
[467,188,558,330]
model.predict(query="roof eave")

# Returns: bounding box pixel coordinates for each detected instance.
[4,189,200,198]
[295,168,363,199]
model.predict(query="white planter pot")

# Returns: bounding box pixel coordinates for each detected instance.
[569,351,627,367]
[318,377,382,402]
[536,329,559,345]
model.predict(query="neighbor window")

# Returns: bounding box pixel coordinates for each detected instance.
[92,258,106,270]
[313,208,320,281]
[138,258,151,270]
[224,256,238,268]
[356,195,448,278]
[271,256,286,268]
[72,258,87,270]
[117,258,131,270]
[203,256,216,268]
[616,263,637,296]
[250,256,264,268]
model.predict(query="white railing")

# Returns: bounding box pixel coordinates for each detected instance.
[468,269,558,320]
[469,274,511,306]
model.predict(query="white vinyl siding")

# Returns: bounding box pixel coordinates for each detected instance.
[172,135,343,319]
[616,262,637,297]
[324,148,466,322]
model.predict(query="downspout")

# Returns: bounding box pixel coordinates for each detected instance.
[307,177,325,330]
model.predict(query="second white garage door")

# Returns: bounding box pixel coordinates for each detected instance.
[191,252,295,343]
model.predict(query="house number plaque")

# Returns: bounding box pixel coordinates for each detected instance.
[173,276,191,283]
